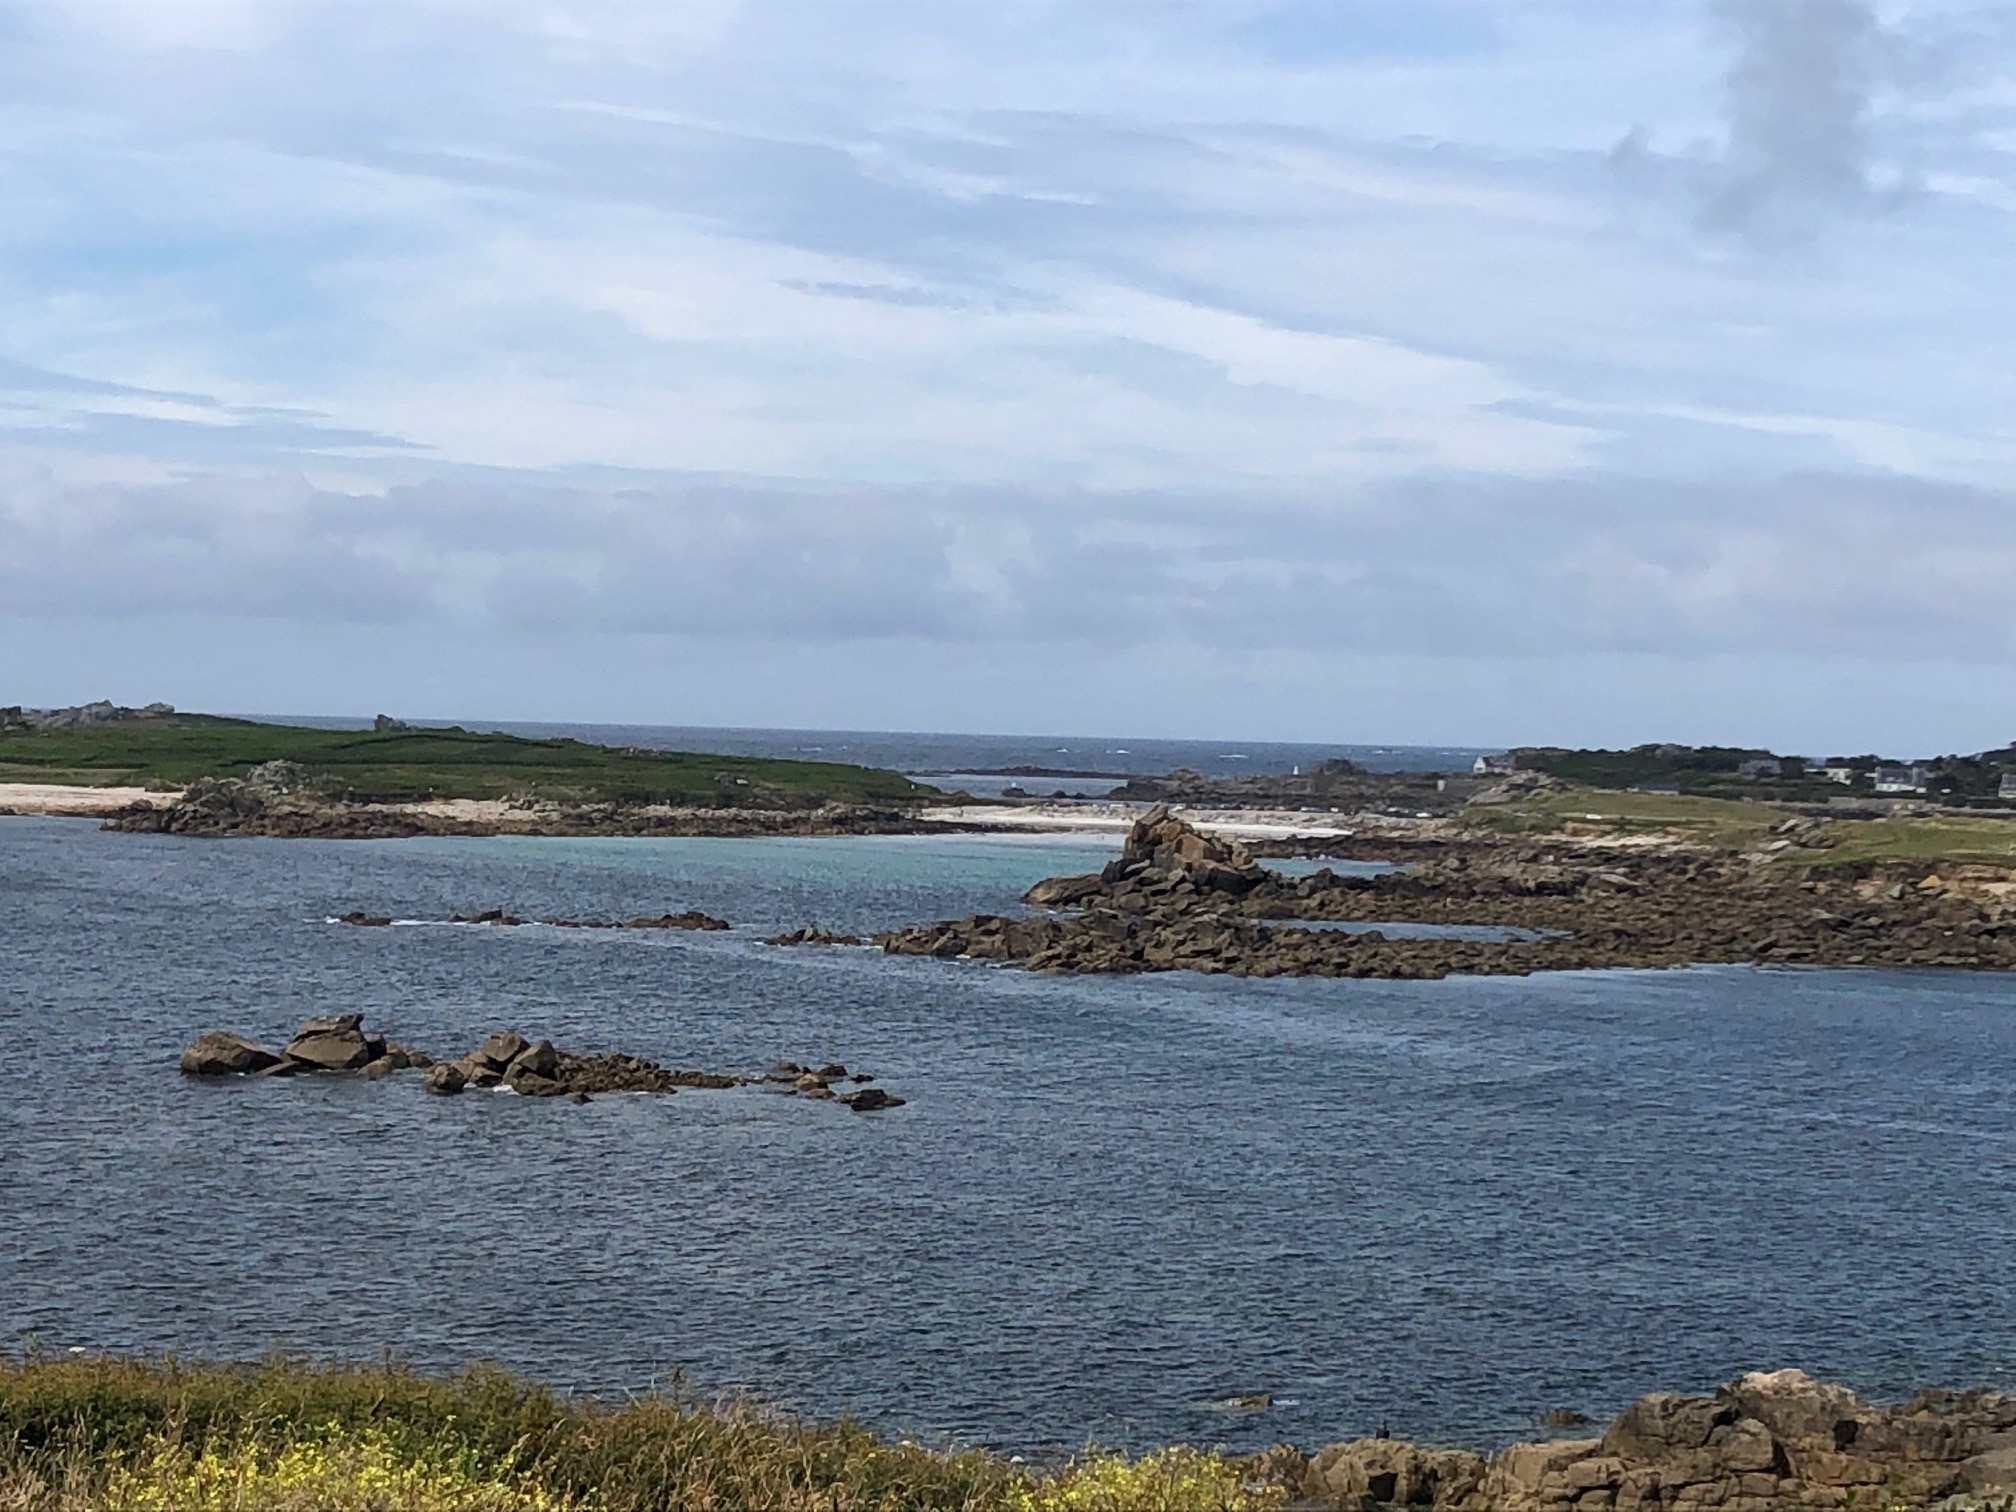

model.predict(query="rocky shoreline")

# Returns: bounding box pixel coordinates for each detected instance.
[1279,1368,2016,1511]
[872,805,2016,979]
[179,1014,905,1110]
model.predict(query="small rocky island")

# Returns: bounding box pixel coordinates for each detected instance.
[180,1014,904,1110]
[869,804,2016,978]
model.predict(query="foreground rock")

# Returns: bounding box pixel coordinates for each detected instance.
[1298,1368,2016,1510]
[877,806,2016,980]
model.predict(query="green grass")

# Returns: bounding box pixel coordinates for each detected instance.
[1468,786,1783,848]
[1468,785,2016,869]
[0,1355,1287,1511]
[1800,813,2016,871]
[0,717,941,808]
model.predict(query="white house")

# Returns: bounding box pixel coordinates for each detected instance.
[1821,765,1857,785]
[1999,773,2016,801]
[1473,753,1516,776]
[1873,764,1928,795]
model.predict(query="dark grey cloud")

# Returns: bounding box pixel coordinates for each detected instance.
[1702,0,1894,236]
[1609,0,1980,245]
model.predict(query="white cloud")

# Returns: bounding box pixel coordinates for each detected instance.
[0,0,2012,738]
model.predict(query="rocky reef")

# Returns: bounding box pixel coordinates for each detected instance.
[105,770,956,839]
[336,908,733,930]
[179,1016,904,1110]
[874,805,2016,979]
[1290,1368,2016,1511]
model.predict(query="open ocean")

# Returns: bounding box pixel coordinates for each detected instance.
[5,815,2014,1454]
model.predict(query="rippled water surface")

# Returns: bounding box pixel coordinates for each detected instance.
[5,817,2015,1451]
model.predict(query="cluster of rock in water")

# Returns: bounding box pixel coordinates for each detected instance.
[178,1015,902,1110]
[1274,1368,2016,1511]
[338,908,732,931]
[862,805,2016,980]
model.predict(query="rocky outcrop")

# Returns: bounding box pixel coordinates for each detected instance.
[441,909,730,931]
[1300,1370,2016,1511]
[878,808,2016,980]
[180,1018,903,1109]
[110,778,430,839]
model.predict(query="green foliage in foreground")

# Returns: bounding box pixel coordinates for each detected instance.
[0,1355,1285,1511]
[0,717,940,807]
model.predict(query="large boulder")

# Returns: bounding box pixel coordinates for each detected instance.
[1123,803,1256,873]
[179,1031,282,1076]
[282,1013,380,1071]
[470,1031,530,1071]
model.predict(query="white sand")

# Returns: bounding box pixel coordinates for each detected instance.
[922,801,1359,841]
[0,782,168,816]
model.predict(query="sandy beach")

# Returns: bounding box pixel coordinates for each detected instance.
[918,800,1358,841]
[0,782,170,816]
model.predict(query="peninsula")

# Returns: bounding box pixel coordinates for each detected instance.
[0,704,954,836]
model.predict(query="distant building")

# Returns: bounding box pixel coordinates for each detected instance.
[1999,773,2016,801]
[1821,765,1857,785]
[1872,764,1928,795]
[1736,758,1782,780]
[1473,753,1516,776]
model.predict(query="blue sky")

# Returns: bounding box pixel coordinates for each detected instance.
[2,0,2013,751]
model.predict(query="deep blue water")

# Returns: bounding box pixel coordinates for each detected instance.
[4,816,2015,1453]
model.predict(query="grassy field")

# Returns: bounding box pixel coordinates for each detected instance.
[0,1355,1285,1511]
[0,718,941,807]
[1470,785,2016,869]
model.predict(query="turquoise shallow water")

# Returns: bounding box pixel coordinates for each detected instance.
[3,816,2015,1452]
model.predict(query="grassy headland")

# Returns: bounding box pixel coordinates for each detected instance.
[0,716,941,808]
[0,1355,1282,1511]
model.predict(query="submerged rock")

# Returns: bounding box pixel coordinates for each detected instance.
[837,1087,905,1112]
[764,925,865,947]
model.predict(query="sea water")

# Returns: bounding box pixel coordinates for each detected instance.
[4,817,2014,1451]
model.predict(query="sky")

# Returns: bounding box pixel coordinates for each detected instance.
[1,0,2013,753]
